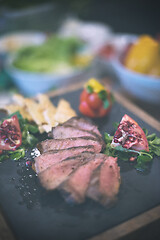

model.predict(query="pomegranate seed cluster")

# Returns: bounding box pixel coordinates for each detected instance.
[0,120,20,148]
[114,121,142,149]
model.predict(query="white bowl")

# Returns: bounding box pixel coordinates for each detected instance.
[5,55,88,96]
[112,59,160,104]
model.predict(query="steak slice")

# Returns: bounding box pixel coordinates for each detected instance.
[37,136,104,154]
[87,156,121,207]
[51,125,101,141]
[38,153,94,190]
[64,117,102,136]
[34,146,95,174]
[59,153,105,203]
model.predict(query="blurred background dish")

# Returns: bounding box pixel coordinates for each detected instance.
[5,54,88,96]
[98,33,137,60]
[4,35,94,95]
[111,35,160,103]
[112,58,160,103]
[58,17,113,54]
[0,31,47,54]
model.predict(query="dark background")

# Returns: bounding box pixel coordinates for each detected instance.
[0,0,160,35]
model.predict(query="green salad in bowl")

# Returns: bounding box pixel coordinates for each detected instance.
[12,35,92,74]
[5,35,93,95]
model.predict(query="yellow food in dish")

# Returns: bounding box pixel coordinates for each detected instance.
[124,35,160,75]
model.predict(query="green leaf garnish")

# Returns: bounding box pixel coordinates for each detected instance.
[98,90,107,101]
[113,122,119,129]
[103,99,109,109]
[27,124,39,134]
[0,154,9,162]
[9,148,25,161]
[86,85,93,93]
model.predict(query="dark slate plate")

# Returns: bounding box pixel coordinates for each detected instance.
[0,88,160,240]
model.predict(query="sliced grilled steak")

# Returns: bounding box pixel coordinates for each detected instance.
[37,136,104,154]
[38,153,94,190]
[99,157,120,206]
[35,145,95,173]
[51,125,101,141]
[64,117,102,136]
[87,156,121,207]
[59,153,105,203]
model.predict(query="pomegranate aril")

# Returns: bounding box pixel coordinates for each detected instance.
[122,140,131,148]
[122,125,129,131]
[1,135,6,139]
[10,143,16,147]
[128,136,135,142]
[115,130,122,138]
[126,121,133,127]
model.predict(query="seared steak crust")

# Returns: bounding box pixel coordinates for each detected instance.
[64,117,102,136]
[37,136,105,154]
[51,125,103,142]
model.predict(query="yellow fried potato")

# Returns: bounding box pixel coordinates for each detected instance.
[0,104,33,121]
[12,94,27,107]
[25,99,46,125]
[37,94,57,126]
[54,99,77,124]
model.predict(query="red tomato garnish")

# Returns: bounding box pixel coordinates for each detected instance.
[79,89,112,118]
[80,89,89,102]
[87,92,103,110]
[98,104,112,117]
[79,101,96,118]
[0,115,22,151]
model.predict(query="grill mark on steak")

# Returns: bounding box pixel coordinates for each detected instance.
[59,153,105,204]
[51,125,103,142]
[63,117,102,136]
[38,153,94,190]
[34,145,95,174]
[86,156,121,207]
[37,136,105,154]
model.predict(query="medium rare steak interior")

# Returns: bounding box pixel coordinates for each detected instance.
[59,153,106,203]
[35,146,95,173]
[35,117,121,206]
[38,153,94,190]
[86,156,121,206]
